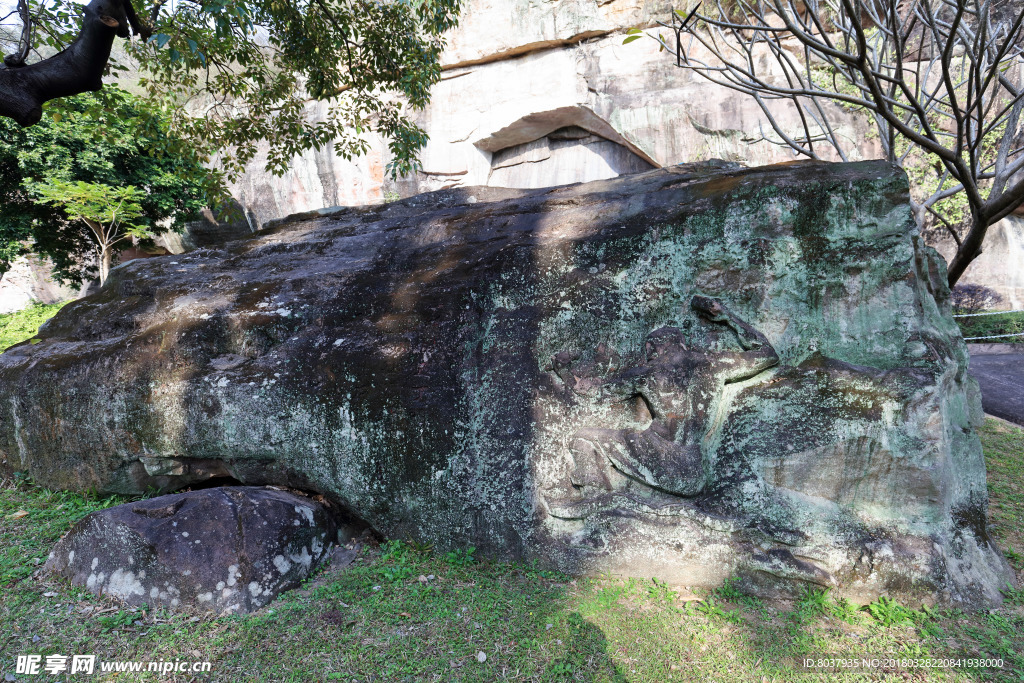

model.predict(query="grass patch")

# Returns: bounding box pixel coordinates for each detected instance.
[2,419,1023,681]
[981,418,1024,575]
[0,302,65,353]
[956,311,1024,343]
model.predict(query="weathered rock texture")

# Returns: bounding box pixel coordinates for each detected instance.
[44,487,336,614]
[154,200,256,255]
[0,256,88,314]
[0,160,1012,605]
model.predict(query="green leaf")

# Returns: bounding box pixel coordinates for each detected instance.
[622,35,643,44]
[0,86,223,286]
[10,0,466,184]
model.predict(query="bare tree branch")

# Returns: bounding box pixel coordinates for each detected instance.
[649,0,1024,286]
[3,0,32,67]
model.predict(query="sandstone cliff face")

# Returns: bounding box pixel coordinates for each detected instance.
[932,216,1024,310]
[0,161,1011,605]
[0,256,89,314]
[225,0,877,221]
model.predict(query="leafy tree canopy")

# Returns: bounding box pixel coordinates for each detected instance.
[0,85,223,283]
[0,0,461,179]
[32,179,148,286]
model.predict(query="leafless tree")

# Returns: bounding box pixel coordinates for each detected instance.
[647,0,1024,286]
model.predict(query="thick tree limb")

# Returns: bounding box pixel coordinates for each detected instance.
[0,0,134,126]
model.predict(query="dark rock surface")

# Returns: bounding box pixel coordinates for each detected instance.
[180,199,255,250]
[44,487,336,613]
[1,160,1013,605]
[968,352,1024,426]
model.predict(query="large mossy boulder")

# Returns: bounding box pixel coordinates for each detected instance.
[0,160,1012,605]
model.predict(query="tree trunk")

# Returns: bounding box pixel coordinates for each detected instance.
[946,214,988,289]
[99,245,112,287]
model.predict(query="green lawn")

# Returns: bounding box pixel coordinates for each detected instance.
[0,303,65,353]
[2,421,1023,682]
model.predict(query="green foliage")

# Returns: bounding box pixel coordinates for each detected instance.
[594,583,626,610]
[381,563,415,583]
[860,595,919,627]
[0,479,133,584]
[0,87,223,284]
[3,439,1024,683]
[980,419,1024,573]
[712,576,746,601]
[32,180,147,236]
[379,539,412,563]
[0,301,65,352]
[956,311,1024,343]
[1001,583,1024,606]
[690,596,743,623]
[826,596,860,623]
[443,546,476,567]
[795,585,832,615]
[406,539,435,555]
[646,577,677,606]
[25,0,462,180]
[97,610,138,632]
[711,576,761,609]
[378,540,416,583]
